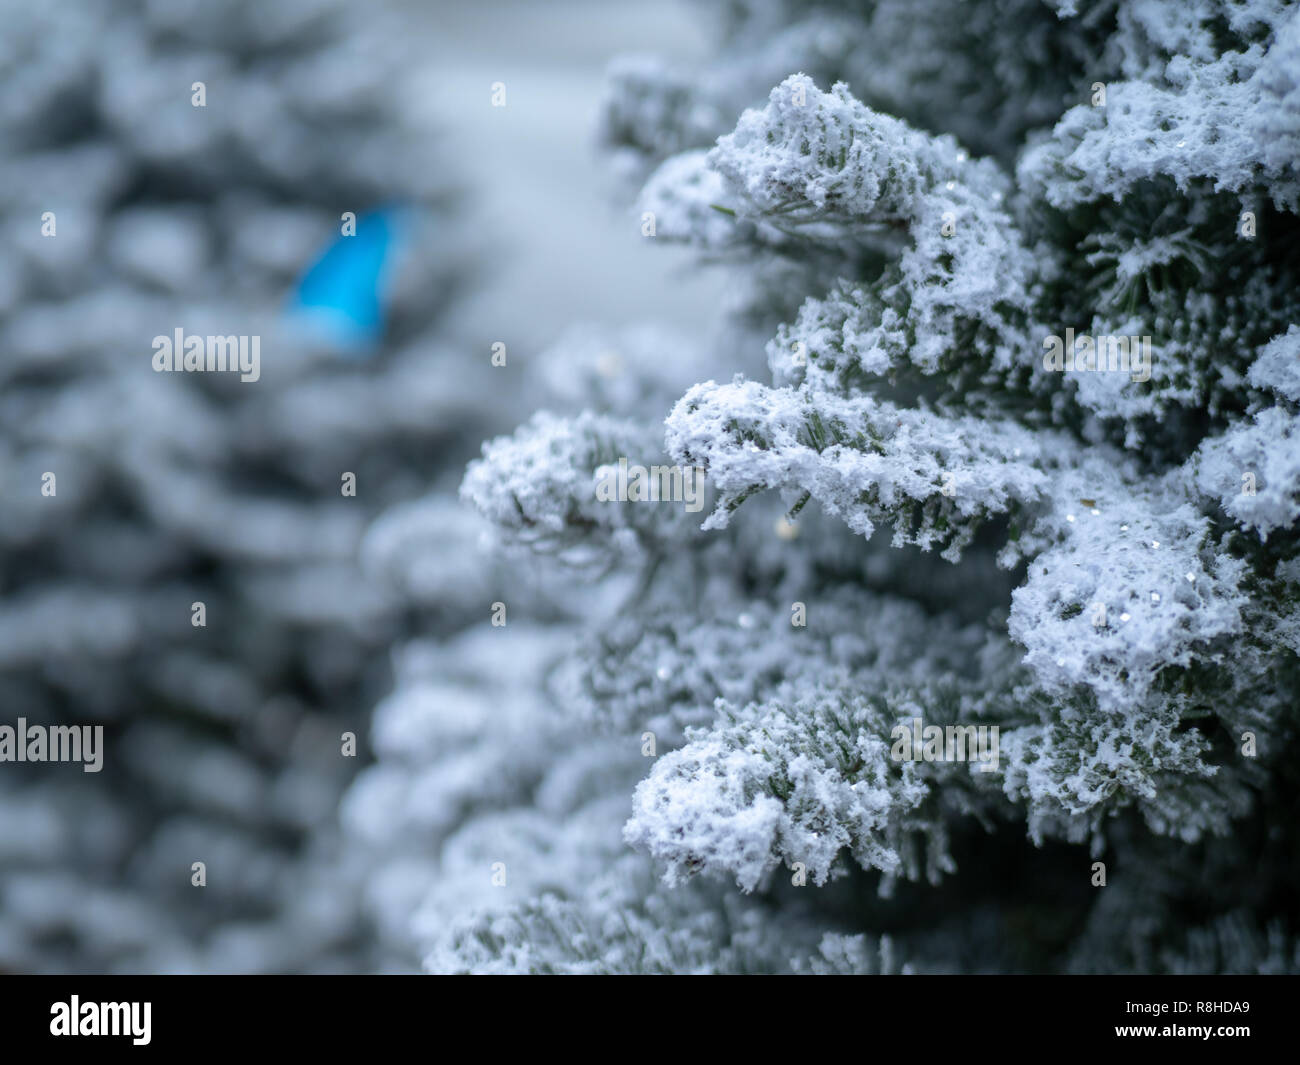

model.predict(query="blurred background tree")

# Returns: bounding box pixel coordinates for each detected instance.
[0,0,506,973]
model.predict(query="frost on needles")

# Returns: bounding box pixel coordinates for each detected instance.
[354,0,1300,974]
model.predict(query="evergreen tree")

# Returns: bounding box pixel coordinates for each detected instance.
[349,0,1300,973]
[0,0,498,973]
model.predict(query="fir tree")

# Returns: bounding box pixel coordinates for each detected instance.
[351,0,1300,973]
[0,0,498,973]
